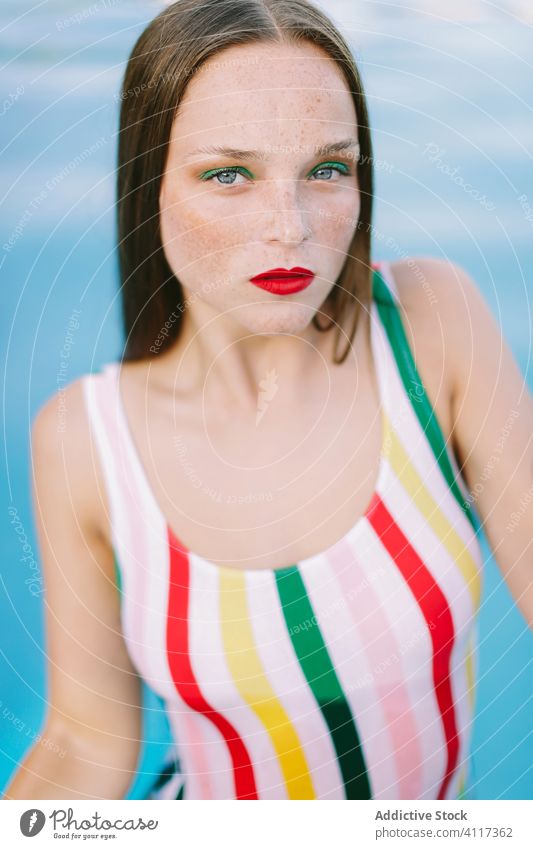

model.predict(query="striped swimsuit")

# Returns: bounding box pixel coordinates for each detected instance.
[83,260,483,800]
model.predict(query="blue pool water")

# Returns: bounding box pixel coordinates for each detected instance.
[1,0,532,799]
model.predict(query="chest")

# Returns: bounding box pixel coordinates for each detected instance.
[115,339,454,572]
[157,373,381,569]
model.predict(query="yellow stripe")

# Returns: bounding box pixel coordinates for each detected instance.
[455,632,477,799]
[219,567,315,799]
[384,411,482,611]
[457,765,467,798]
[465,629,476,710]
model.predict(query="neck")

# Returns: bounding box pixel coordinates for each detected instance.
[149,298,354,417]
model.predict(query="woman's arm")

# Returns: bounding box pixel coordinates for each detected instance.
[412,258,533,630]
[4,378,142,799]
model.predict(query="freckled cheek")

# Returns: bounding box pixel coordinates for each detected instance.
[160,197,243,273]
[315,197,361,251]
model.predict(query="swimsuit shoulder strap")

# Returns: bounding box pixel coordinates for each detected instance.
[371,260,479,533]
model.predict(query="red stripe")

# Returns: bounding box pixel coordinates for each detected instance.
[165,527,258,800]
[368,495,459,799]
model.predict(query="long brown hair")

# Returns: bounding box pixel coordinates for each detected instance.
[117,0,374,364]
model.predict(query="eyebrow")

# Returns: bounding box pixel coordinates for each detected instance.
[183,138,360,162]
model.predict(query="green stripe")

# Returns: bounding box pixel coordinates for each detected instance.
[113,552,123,595]
[372,268,480,534]
[275,565,371,799]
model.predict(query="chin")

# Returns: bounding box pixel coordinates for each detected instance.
[235,301,318,335]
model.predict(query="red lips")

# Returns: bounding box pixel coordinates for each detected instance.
[250,266,314,281]
[249,267,315,295]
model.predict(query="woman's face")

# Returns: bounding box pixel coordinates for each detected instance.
[159,40,360,336]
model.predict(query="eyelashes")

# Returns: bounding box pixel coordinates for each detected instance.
[198,161,353,186]
[310,162,352,179]
[199,167,250,186]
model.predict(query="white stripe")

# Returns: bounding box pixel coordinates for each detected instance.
[82,370,146,679]
[445,623,479,800]
[378,260,401,302]
[103,363,177,702]
[165,708,219,800]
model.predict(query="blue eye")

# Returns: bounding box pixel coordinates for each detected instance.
[199,167,250,185]
[309,162,352,180]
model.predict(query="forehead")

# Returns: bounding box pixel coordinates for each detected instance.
[170,40,357,147]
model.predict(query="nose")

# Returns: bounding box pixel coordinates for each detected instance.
[261,179,311,245]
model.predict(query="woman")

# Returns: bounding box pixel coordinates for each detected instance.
[6,0,533,801]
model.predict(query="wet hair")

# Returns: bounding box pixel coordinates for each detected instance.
[117,0,374,364]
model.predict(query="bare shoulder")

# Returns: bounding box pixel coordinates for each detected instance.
[389,254,481,309]
[387,255,486,406]
[31,375,109,544]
